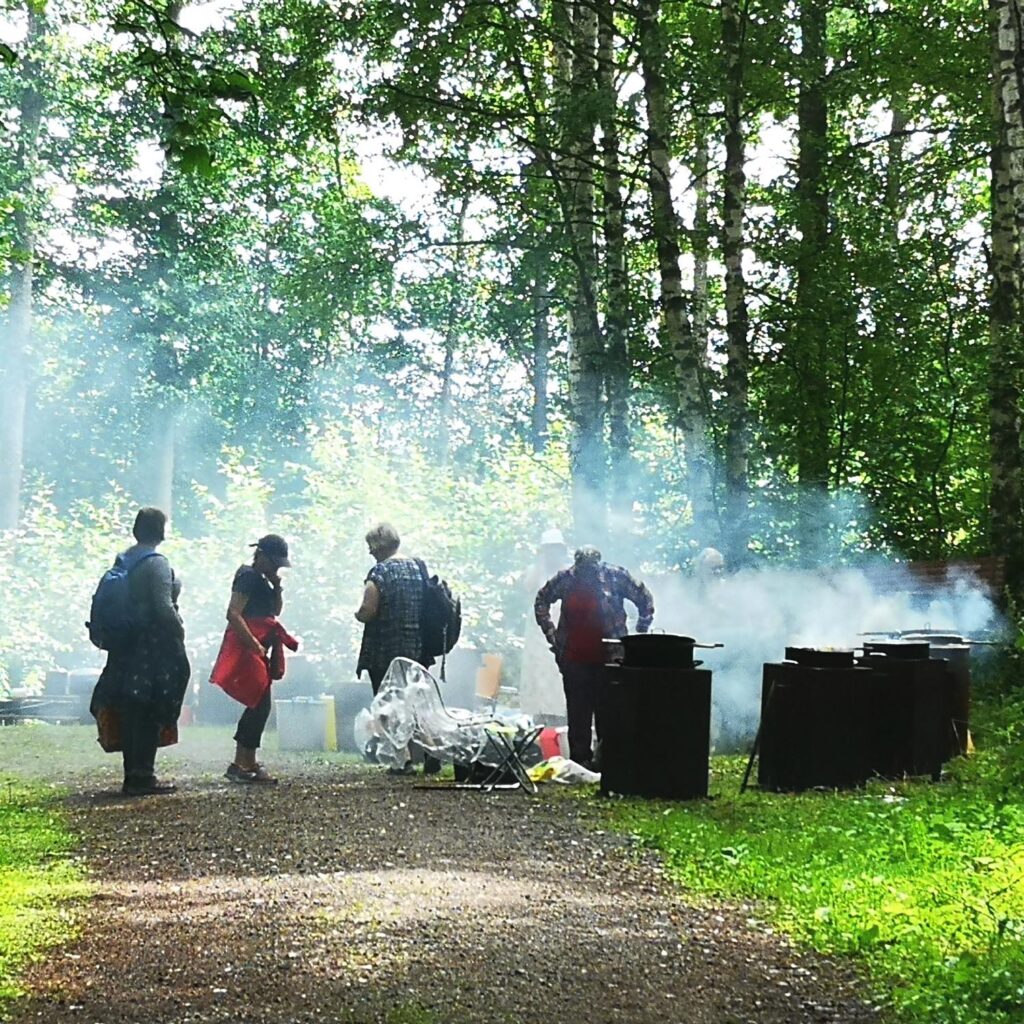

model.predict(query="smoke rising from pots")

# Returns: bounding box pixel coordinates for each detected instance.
[643,563,998,749]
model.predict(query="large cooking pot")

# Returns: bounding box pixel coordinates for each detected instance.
[899,631,965,645]
[617,633,722,669]
[863,640,931,660]
[784,647,856,668]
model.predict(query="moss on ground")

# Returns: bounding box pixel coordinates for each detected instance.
[0,778,87,1011]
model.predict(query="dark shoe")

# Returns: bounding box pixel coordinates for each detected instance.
[225,762,251,783]
[386,762,416,776]
[225,762,278,785]
[249,764,278,785]
[422,755,443,776]
[122,779,176,796]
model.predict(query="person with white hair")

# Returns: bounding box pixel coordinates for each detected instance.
[694,547,725,587]
[355,522,441,775]
[534,546,654,769]
[517,528,570,723]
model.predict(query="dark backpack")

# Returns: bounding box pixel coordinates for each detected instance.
[86,550,161,650]
[415,559,462,660]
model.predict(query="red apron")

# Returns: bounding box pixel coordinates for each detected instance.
[209,616,299,709]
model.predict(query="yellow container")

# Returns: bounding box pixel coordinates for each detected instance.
[321,694,337,752]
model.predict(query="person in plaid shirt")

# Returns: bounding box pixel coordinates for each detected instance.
[534,546,654,768]
[355,522,442,776]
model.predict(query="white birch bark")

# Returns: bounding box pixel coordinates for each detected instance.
[597,0,632,520]
[562,0,606,534]
[988,0,1024,593]
[637,0,717,542]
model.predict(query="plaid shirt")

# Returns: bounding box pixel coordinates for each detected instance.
[534,563,655,651]
[357,556,424,677]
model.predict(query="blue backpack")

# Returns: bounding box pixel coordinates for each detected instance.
[86,550,161,650]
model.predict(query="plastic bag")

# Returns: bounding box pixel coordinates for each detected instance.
[353,708,375,758]
[367,657,536,768]
[527,756,600,785]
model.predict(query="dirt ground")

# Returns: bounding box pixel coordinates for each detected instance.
[4,725,880,1024]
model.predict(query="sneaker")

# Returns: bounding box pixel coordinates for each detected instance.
[386,762,416,776]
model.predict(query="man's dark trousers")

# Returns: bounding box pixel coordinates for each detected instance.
[120,703,160,785]
[560,661,606,765]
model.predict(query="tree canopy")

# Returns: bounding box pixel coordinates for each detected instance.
[0,0,1021,684]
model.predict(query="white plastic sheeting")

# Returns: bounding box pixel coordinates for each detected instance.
[363,657,535,768]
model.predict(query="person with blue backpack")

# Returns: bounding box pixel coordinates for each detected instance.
[88,507,191,796]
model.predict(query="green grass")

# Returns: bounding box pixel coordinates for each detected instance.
[0,779,87,1010]
[602,753,1024,1024]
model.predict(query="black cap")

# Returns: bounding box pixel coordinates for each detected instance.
[253,534,291,566]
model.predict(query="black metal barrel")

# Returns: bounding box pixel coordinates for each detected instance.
[858,642,947,780]
[600,640,712,800]
[758,654,870,792]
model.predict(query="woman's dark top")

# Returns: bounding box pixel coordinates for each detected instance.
[232,565,278,619]
[357,556,425,679]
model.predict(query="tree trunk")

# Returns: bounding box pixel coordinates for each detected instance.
[885,101,909,239]
[722,0,751,567]
[0,4,45,530]
[437,198,470,464]
[793,0,831,561]
[637,0,717,545]
[529,249,551,453]
[598,0,632,522]
[562,0,606,536]
[989,0,1024,599]
[135,1,187,518]
[692,128,710,365]
[139,417,177,512]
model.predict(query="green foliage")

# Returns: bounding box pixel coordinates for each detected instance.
[0,0,1013,592]
[0,780,86,1005]
[0,432,570,692]
[605,749,1024,1024]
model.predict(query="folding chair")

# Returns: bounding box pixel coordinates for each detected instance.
[371,658,540,794]
[473,722,542,793]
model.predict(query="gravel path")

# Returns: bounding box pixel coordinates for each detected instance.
[9,735,880,1024]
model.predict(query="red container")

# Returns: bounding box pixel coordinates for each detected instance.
[538,727,561,760]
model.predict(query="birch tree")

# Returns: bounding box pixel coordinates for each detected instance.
[597,0,633,520]
[558,0,607,534]
[637,0,718,545]
[989,0,1024,596]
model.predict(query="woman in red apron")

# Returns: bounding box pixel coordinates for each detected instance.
[210,534,297,783]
